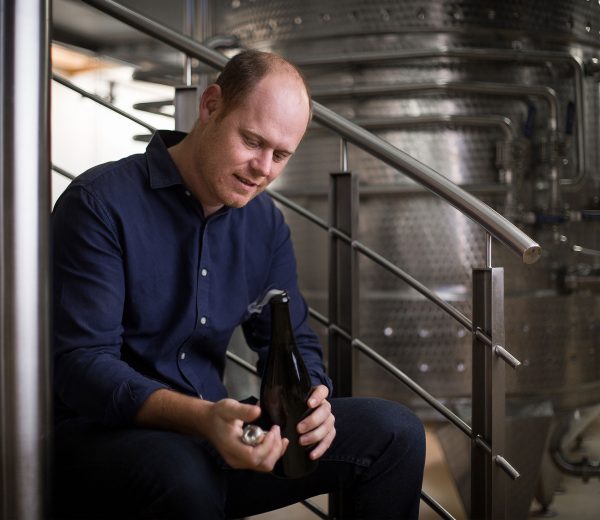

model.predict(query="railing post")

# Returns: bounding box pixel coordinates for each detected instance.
[328,142,359,518]
[1,0,51,519]
[471,245,507,519]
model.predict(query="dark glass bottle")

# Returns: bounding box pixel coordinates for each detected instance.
[260,291,318,478]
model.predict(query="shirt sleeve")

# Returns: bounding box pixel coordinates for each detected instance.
[52,186,167,426]
[242,204,333,395]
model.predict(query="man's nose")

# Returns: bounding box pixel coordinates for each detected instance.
[250,150,272,177]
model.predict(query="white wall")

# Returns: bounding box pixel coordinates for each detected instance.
[51,66,175,206]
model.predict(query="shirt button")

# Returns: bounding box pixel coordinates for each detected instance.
[201,268,208,277]
[184,190,191,197]
[180,352,186,360]
[200,316,207,325]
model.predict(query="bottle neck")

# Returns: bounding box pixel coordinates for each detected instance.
[270,296,294,350]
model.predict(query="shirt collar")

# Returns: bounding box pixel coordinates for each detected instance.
[146,130,188,190]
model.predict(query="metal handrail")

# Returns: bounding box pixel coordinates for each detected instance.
[267,189,475,335]
[295,46,586,187]
[79,0,541,265]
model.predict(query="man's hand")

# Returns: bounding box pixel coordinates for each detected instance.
[204,398,288,471]
[297,385,336,460]
[136,389,287,473]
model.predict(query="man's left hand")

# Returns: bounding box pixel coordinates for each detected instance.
[297,385,336,460]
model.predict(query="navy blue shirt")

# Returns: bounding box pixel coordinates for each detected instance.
[52,130,331,427]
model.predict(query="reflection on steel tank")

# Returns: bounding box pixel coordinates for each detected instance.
[217,1,600,412]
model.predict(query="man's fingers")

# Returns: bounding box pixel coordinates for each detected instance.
[308,425,336,460]
[307,384,329,408]
[218,399,261,423]
[298,398,332,434]
[250,425,287,472]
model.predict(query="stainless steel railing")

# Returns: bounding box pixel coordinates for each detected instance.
[80,0,540,265]
[49,1,543,518]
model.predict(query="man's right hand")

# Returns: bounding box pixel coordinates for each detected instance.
[136,389,287,473]
[203,398,288,471]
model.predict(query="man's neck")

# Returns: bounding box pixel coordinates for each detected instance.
[167,135,224,218]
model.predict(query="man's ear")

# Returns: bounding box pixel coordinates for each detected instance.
[199,84,222,123]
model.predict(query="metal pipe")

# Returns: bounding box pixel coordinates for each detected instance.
[79,0,541,265]
[339,138,349,172]
[351,336,473,437]
[183,0,194,85]
[354,114,516,140]
[486,233,492,268]
[81,0,228,70]
[51,164,76,180]
[420,490,457,520]
[312,81,559,133]
[1,1,51,519]
[225,351,257,375]
[52,74,156,132]
[295,47,586,187]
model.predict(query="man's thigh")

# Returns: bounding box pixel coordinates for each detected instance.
[53,423,226,520]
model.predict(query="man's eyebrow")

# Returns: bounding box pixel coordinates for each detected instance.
[242,129,295,156]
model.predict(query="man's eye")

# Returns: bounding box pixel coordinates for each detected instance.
[273,153,286,163]
[244,136,259,148]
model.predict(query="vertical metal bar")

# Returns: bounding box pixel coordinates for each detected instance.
[0,1,51,519]
[328,170,359,518]
[471,268,507,519]
[340,138,349,172]
[183,0,194,85]
[486,232,492,268]
[174,86,200,132]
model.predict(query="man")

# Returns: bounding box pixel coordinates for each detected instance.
[52,50,425,519]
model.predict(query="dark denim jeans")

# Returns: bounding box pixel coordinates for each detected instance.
[53,397,425,519]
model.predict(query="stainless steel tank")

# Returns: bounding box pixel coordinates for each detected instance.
[215,0,600,413]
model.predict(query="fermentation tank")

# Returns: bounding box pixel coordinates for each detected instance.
[215,4,600,512]
[215,0,600,415]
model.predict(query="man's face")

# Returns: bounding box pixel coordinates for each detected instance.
[192,71,310,214]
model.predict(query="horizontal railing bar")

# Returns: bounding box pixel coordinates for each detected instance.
[351,337,473,438]
[79,0,541,265]
[474,328,493,347]
[267,190,478,337]
[421,490,457,520]
[352,241,473,331]
[52,74,156,133]
[51,164,76,180]
[493,344,522,370]
[225,351,258,375]
[300,499,329,519]
[266,189,329,231]
[494,455,520,480]
[308,307,330,328]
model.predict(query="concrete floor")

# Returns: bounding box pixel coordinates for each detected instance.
[249,421,600,520]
